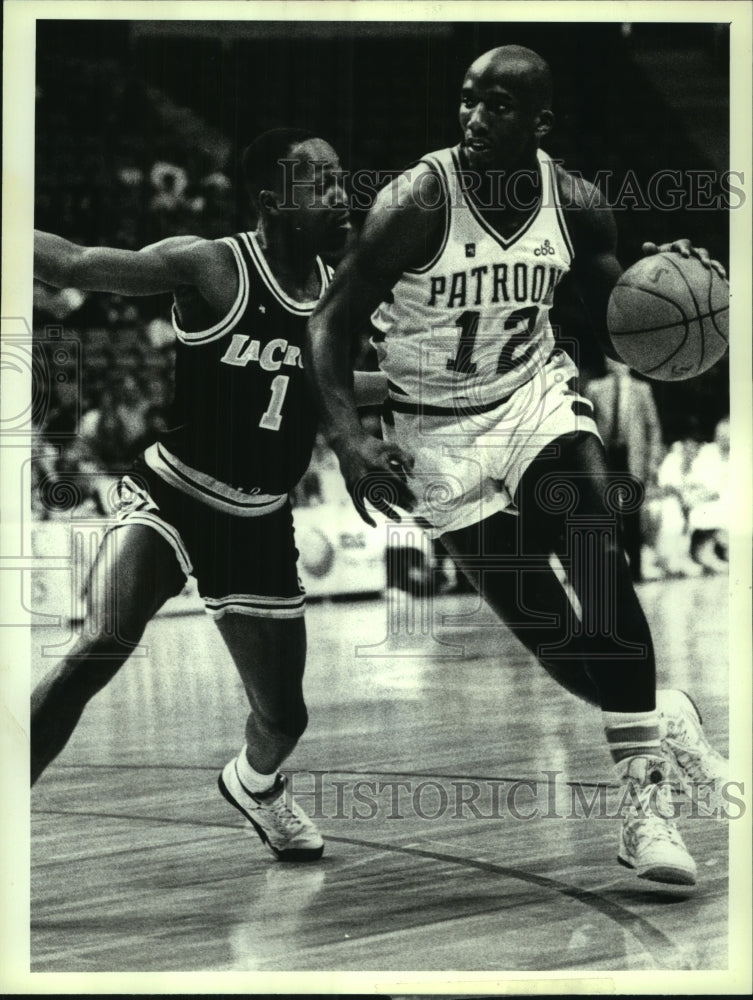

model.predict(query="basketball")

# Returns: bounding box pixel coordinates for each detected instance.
[606,252,729,381]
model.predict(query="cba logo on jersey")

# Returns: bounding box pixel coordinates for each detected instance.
[534,240,556,257]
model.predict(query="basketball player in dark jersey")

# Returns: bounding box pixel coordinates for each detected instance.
[308,49,728,884]
[32,129,365,861]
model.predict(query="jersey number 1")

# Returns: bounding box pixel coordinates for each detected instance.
[259,374,289,431]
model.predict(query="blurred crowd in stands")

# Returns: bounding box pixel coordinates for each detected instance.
[32,54,730,589]
[584,360,730,583]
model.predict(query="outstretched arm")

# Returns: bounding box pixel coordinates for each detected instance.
[34,231,236,315]
[307,164,445,525]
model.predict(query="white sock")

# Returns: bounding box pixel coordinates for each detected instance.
[602,709,662,780]
[236,746,277,794]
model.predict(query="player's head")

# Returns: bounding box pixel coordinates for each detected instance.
[459,46,554,171]
[242,128,351,255]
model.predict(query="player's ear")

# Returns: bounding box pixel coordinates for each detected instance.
[258,189,280,217]
[534,109,554,140]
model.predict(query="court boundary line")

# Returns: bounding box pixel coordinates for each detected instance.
[30,805,697,970]
[322,832,696,969]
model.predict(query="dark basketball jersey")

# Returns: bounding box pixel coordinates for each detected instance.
[143,231,329,516]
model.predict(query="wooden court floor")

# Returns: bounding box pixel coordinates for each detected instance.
[30,575,733,974]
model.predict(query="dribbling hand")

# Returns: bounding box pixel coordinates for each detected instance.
[642,239,727,280]
[334,434,416,527]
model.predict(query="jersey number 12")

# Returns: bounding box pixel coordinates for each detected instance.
[446,307,541,376]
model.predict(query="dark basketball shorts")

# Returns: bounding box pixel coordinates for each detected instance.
[109,457,305,619]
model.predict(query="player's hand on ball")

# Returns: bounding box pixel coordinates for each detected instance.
[335,433,416,526]
[642,239,727,280]
[608,250,728,380]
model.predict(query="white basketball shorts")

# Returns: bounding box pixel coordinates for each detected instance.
[382,349,602,538]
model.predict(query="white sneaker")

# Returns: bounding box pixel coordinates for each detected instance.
[617,757,697,886]
[657,688,728,815]
[218,758,324,862]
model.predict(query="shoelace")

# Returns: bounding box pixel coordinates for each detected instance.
[629,808,683,847]
[625,788,685,853]
[665,721,724,781]
[669,745,713,782]
[628,782,675,820]
[265,794,306,834]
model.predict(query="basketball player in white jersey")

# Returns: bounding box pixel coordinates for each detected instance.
[32,129,383,862]
[308,47,728,885]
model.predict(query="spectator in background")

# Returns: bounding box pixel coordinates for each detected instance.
[146,315,176,351]
[149,160,200,239]
[32,421,113,521]
[198,171,235,238]
[149,161,189,213]
[33,280,87,321]
[38,370,80,440]
[294,434,351,508]
[584,357,664,582]
[647,418,729,578]
[114,165,146,248]
[56,436,113,517]
[651,437,704,577]
[141,367,172,439]
[688,416,729,571]
[30,439,62,521]
[80,373,154,468]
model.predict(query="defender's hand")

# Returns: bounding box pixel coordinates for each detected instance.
[642,239,727,280]
[334,433,416,527]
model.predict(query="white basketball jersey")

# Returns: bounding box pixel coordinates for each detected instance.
[371,146,574,409]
